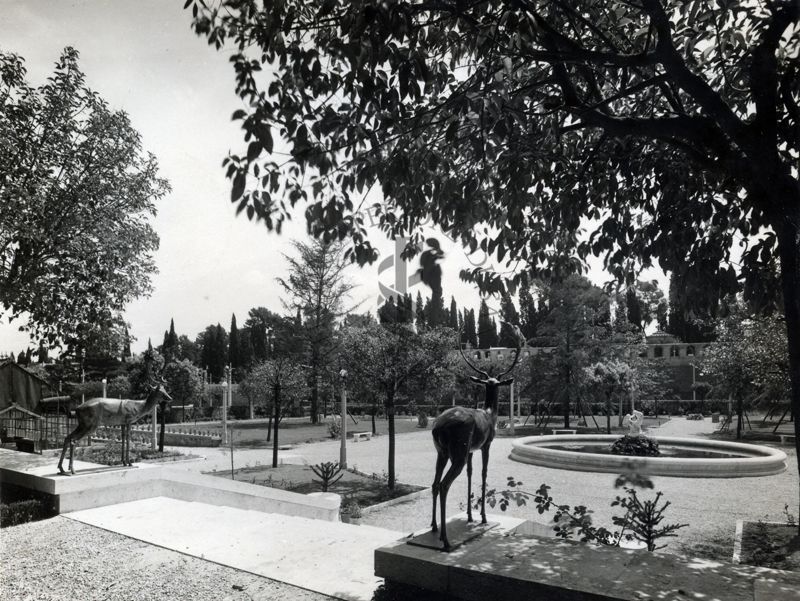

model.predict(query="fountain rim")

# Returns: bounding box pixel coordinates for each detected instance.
[509,434,788,477]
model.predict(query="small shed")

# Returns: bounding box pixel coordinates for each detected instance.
[0,360,49,412]
[0,403,43,453]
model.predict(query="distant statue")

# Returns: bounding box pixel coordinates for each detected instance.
[623,409,644,436]
[58,384,172,475]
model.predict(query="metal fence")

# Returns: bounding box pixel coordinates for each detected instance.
[40,414,88,451]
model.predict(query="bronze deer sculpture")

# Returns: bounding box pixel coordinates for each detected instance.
[430,323,522,549]
[58,383,172,475]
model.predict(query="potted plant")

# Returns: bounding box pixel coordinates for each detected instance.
[340,501,363,525]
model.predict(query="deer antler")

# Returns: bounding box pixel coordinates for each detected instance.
[457,327,489,379]
[497,321,524,379]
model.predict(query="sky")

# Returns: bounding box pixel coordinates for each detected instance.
[0,1,665,355]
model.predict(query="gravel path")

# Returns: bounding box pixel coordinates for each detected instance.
[173,417,798,559]
[0,516,332,601]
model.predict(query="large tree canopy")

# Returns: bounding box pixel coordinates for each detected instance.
[189,0,800,515]
[0,47,169,346]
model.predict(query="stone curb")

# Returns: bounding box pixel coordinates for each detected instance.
[346,467,429,515]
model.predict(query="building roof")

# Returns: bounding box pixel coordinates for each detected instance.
[0,360,50,385]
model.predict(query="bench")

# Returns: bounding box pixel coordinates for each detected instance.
[551,429,577,435]
[779,434,795,445]
[352,431,372,442]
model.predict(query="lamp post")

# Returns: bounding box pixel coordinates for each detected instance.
[221,377,228,446]
[102,378,107,398]
[339,369,348,468]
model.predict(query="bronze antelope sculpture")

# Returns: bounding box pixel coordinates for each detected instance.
[430,323,523,549]
[58,383,172,475]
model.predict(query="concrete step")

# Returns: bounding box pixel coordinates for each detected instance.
[66,496,403,601]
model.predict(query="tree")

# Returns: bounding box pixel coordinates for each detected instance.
[228,313,240,372]
[415,291,426,329]
[519,286,540,341]
[537,276,613,428]
[464,308,478,348]
[191,1,800,524]
[162,319,179,364]
[0,48,169,346]
[198,324,227,382]
[477,300,498,349]
[701,303,790,439]
[248,317,307,466]
[277,238,355,423]
[340,322,453,489]
[585,359,635,434]
[163,359,203,426]
[244,307,281,362]
[448,297,459,330]
[499,294,521,347]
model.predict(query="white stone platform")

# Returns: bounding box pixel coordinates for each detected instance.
[67,496,402,601]
[0,448,339,520]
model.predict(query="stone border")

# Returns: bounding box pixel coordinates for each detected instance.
[347,467,428,515]
[733,519,744,563]
[510,435,788,477]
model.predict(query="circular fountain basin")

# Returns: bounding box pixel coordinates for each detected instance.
[509,435,787,477]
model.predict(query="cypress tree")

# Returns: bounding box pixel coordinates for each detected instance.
[477,300,497,348]
[379,297,398,323]
[415,291,426,329]
[464,308,477,347]
[448,297,458,329]
[229,314,240,368]
[499,294,521,347]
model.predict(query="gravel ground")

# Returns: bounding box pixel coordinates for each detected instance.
[173,416,798,560]
[0,517,332,601]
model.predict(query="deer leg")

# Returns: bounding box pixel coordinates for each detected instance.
[68,435,76,474]
[438,457,466,550]
[57,435,71,475]
[480,445,490,524]
[431,451,448,532]
[466,452,474,523]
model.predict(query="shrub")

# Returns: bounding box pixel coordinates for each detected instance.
[311,461,344,492]
[228,405,249,420]
[417,412,429,428]
[0,499,48,527]
[328,419,341,439]
[610,435,660,457]
[686,413,704,420]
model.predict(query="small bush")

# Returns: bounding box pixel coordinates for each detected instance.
[328,419,341,439]
[686,413,704,420]
[610,435,660,457]
[1,499,47,527]
[417,412,429,428]
[311,461,344,492]
[228,405,250,420]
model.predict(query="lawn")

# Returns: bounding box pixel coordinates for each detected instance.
[173,416,429,448]
[209,464,425,511]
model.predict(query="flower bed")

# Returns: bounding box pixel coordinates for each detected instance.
[738,520,800,571]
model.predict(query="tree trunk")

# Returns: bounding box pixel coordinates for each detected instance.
[310,367,319,424]
[774,200,800,534]
[158,401,167,452]
[736,397,744,440]
[387,389,396,490]
[272,382,281,468]
[606,396,612,434]
[371,400,377,435]
[266,412,272,441]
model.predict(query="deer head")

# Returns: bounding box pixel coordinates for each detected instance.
[459,320,523,408]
